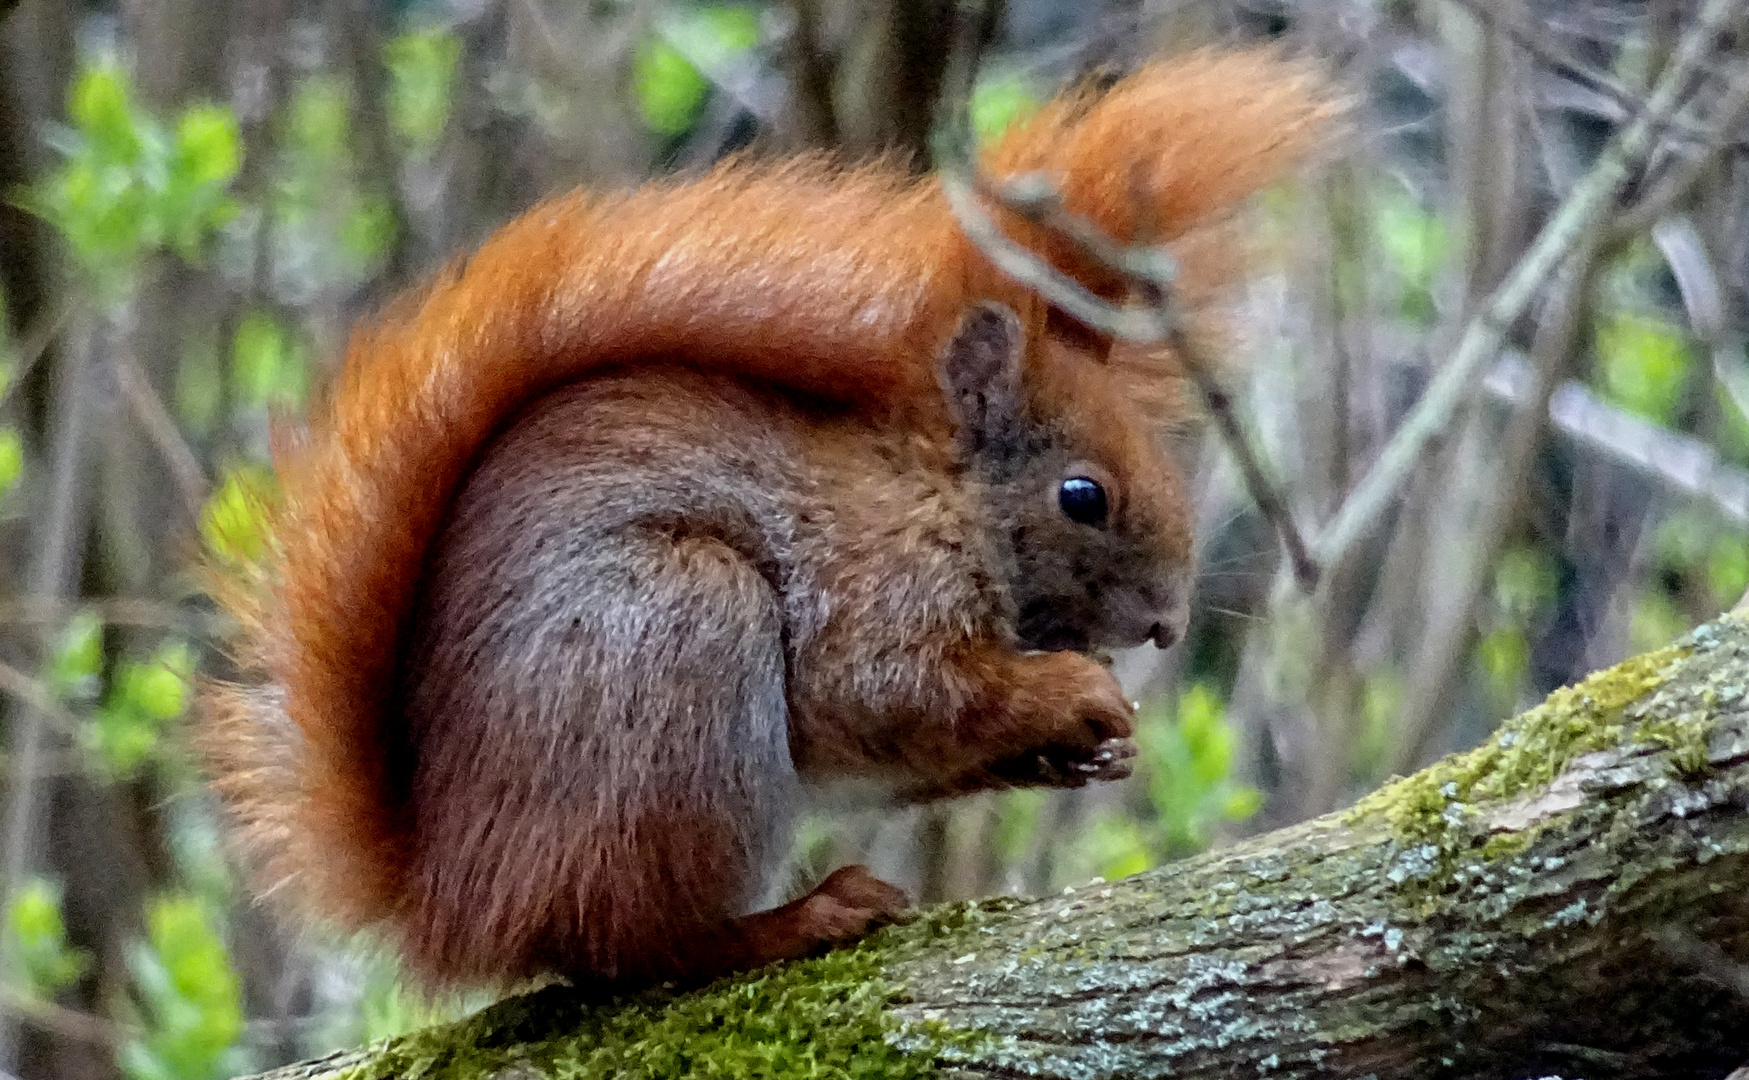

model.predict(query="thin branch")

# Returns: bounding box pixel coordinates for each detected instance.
[113,351,209,521]
[0,658,80,740]
[0,597,213,633]
[784,0,838,145]
[1612,57,1749,240]
[0,987,119,1048]
[1444,0,1723,144]
[0,296,72,414]
[1310,0,1740,575]
[0,315,97,1067]
[1482,351,1749,524]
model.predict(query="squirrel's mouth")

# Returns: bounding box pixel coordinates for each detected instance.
[1017,606,1092,653]
[1030,627,1091,652]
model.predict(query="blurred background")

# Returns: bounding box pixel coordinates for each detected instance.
[0,0,1746,1077]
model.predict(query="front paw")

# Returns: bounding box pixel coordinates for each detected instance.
[986,651,1137,789]
[990,735,1138,788]
[1011,650,1136,750]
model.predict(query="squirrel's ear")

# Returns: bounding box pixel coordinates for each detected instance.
[937,302,1026,451]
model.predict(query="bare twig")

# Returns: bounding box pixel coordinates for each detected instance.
[0,597,212,633]
[1310,0,1739,576]
[0,658,81,740]
[0,987,119,1048]
[0,316,97,1068]
[113,351,209,520]
[1612,58,1749,240]
[1483,351,1749,525]
[785,0,838,146]
[0,296,72,414]
[1445,0,1722,144]
[930,5,1320,588]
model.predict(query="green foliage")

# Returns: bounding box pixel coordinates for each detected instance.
[1632,590,1692,656]
[5,878,91,997]
[199,465,274,569]
[1354,672,1404,780]
[1493,546,1558,624]
[1137,685,1261,860]
[385,28,461,152]
[970,70,1038,144]
[47,609,104,702]
[633,5,760,135]
[120,896,248,1080]
[1476,545,1560,708]
[1707,533,1749,604]
[1372,187,1449,324]
[231,310,308,409]
[1595,311,1692,425]
[1478,627,1530,703]
[1650,510,1749,609]
[1075,811,1152,882]
[21,62,241,300]
[81,641,194,782]
[277,76,397,279]
[993,788,1046,867]
[0,427,23,505]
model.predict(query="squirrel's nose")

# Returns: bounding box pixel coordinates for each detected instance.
[1147,620,1180,650]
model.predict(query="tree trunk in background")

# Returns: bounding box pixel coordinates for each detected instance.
[243,614,1749,1080]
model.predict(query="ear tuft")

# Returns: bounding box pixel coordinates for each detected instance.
[937,302,1026,451]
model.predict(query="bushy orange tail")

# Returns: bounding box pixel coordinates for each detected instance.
[200,49,1336,935]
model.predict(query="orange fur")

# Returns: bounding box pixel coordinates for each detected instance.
[200,49,1336,939]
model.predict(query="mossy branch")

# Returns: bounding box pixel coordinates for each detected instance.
[255,616,1749,1080]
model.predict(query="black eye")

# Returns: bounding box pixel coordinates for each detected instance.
[1058,476,1108,526]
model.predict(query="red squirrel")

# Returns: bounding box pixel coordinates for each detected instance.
[198,50,1333,990]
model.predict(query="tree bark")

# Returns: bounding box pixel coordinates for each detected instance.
[248,614,1749,1080]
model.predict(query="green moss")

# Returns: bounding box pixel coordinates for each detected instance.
[337,914,995,1080]
[1352,643,1690,846]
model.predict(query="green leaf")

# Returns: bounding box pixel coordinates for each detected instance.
[1139,684,1259,859]
[385,28,461,151]
[1373,189,1449,324]
[231,310,308,409]
[286,77,351,164]
[133,642,192,721]
[0,427,23,503]
[1708,535,1749,604]
[47,610,103,701]
[172,106,241,188]
[70,65,143,163]
[634,4,760,135]
[970,71,1038,144]
[1492,545,1557,623]
[1631,590,1691,655]
[5,878,91,997]
[83,702,161,780]
[339,197,397,266]
[1478,626,1530,702]
[199,465,274,568]
[120,896,247,1080]
[1077,812,1153,882]
[1596,311,1692,424]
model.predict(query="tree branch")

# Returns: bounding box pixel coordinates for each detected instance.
[242,612,1749,1080]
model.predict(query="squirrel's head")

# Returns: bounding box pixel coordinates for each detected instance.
[938,302,1194,654]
